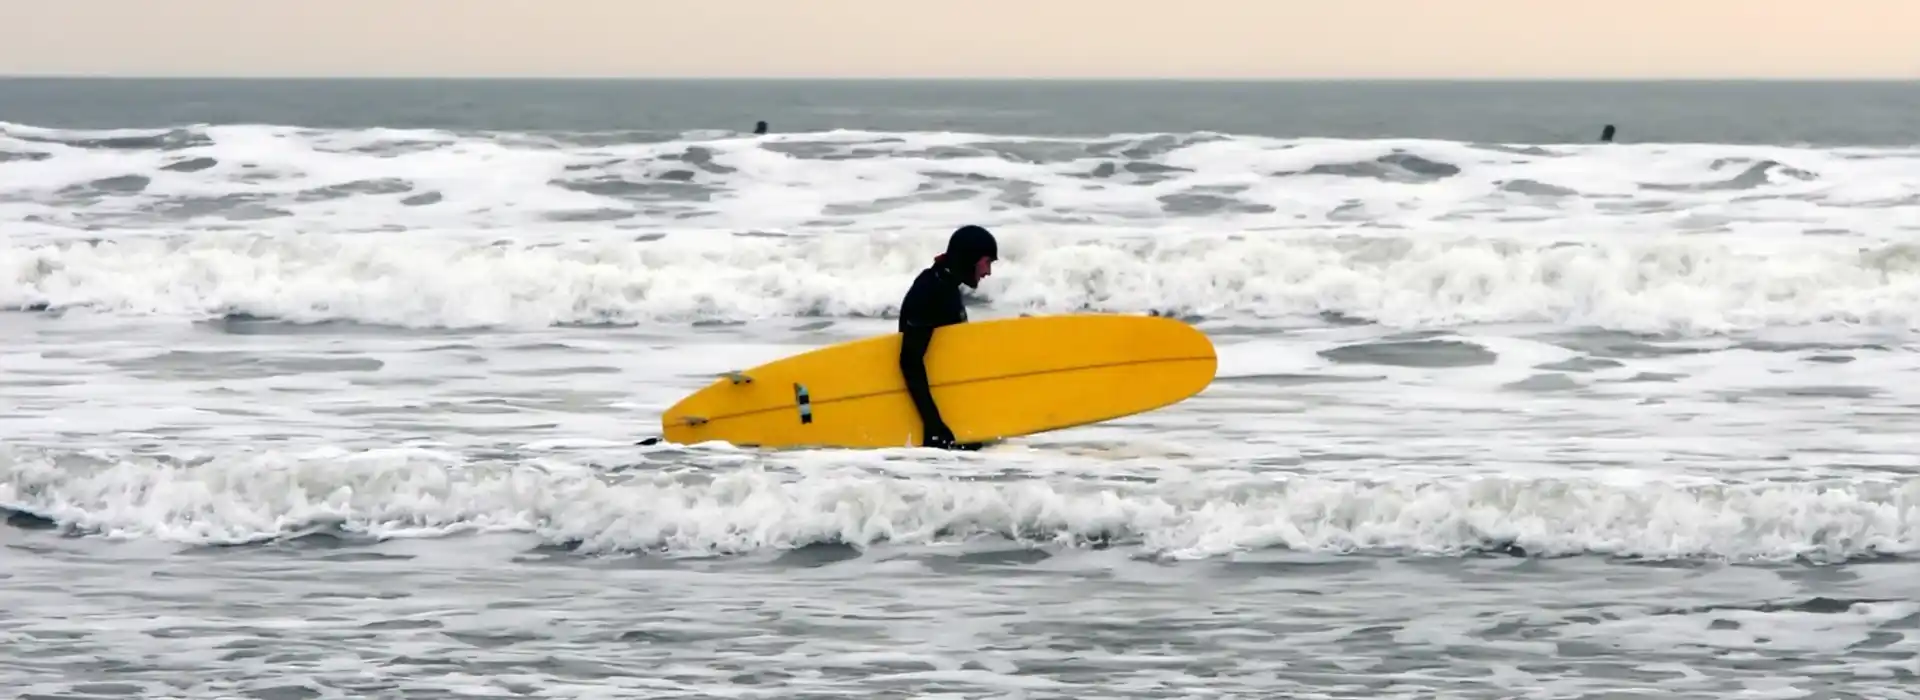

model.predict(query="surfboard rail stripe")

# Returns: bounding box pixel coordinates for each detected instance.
[674,353,1214,424]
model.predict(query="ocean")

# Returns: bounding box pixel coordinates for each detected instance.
[3,78,1918,699]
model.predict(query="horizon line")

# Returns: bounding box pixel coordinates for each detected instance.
[3,73,1918,83]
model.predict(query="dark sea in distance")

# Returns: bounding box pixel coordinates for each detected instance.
[5,77,1920,143]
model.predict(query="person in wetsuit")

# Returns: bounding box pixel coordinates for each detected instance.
[897,225,998,450]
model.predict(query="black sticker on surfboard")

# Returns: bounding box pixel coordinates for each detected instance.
[793,383,813,424]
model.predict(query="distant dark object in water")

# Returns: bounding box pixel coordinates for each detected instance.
[753,120,768,135]
[1599,124,1616,143]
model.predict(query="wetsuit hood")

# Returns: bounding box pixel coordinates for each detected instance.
[934,225,997,281]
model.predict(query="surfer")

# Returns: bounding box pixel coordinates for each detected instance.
[897,224,998,450]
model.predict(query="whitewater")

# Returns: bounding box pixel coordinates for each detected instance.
[3,105,1919,699]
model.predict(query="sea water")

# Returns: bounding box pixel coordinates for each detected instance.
[3,78,1919,699]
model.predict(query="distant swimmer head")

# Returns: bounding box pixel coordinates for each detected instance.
[936,224,998,287]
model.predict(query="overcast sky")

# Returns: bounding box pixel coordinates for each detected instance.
[4,0,1916,79]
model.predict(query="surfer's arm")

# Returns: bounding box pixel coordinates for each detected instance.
[898,324,946,429]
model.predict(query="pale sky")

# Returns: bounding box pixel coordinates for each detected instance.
[4,0,1917,79]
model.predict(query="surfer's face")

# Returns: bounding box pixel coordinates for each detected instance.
[959,256,993,287]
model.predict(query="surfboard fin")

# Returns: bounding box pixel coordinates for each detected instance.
[720,371,753,385]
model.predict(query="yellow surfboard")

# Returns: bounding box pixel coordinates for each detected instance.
[659,313,1217,449]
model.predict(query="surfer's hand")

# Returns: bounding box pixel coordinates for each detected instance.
[923,420,956,449]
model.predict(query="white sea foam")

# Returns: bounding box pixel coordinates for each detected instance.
[5,122,1917,234]
[8,230,1920,333]
[6,122,1920,332]
[4,446,1916,563]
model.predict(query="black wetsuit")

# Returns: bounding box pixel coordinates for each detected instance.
[898,265,967,446]
[897,225,996,449]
